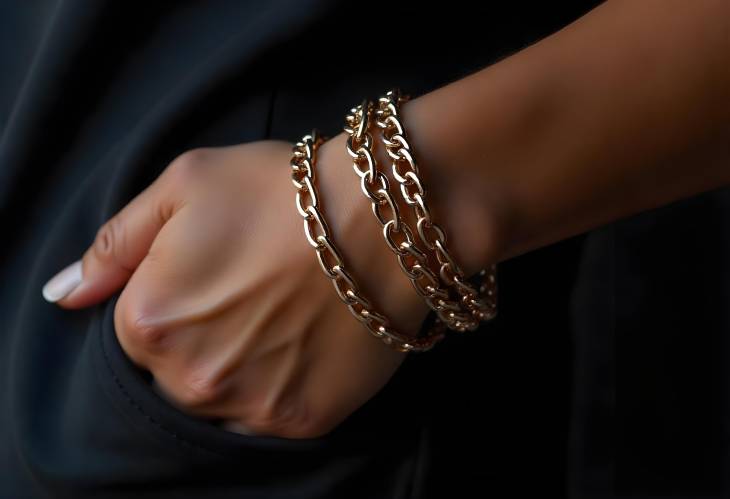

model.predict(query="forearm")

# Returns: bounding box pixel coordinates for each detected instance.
[402,0,730,271]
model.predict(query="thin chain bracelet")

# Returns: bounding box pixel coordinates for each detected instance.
[290,130,445,352]
[344,101,479,332]
[375,89,498,323]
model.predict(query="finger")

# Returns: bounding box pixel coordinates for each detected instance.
[151,379,259,438]
[42,171,180,309]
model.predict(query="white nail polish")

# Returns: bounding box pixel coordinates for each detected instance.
[42,260,83,302]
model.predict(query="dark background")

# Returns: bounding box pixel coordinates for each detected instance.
[2,1,728,497]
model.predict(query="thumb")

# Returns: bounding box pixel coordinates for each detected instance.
[42,175,178,309]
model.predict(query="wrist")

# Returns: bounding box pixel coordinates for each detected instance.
[396,44,563,270]
[313,132,430,339]
[395,87,522,273]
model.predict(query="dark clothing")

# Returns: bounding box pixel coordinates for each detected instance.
[2,1,726,497]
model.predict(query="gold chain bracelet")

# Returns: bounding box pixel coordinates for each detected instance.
[290,130,445,352]
[375,89,497,324]
[344,101,479,332]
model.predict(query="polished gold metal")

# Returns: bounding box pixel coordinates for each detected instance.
[345,103,478,332]
[375,89,498,323]
[290,131,445,352]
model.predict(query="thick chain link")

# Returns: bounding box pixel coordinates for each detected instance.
[375,89,498,323]
[291,130,445,352]
[345,102,479,332]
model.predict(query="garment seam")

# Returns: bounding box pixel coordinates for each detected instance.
[95,304,227,459]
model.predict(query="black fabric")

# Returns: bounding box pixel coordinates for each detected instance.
[3,1,727,497]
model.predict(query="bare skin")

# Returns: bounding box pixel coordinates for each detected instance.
[45,0,730,438]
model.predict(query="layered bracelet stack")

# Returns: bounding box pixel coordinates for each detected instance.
[290,89,497,353]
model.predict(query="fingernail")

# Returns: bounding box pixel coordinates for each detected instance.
[42,259,83,302]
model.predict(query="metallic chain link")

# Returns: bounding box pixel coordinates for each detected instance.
[375,89,498,323]
[290,130,445,352]
[345,102,479,332]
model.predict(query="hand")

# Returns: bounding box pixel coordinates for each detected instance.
[42,137,433,438]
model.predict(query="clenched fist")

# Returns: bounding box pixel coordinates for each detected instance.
[41,136,435,438]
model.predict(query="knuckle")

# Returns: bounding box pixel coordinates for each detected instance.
[115,302,167,350]
[93,215,126,266]
[286,414,334,439]
[167,148,212,184]
[243,401,293,435]
[247,401,332,439]
[178,371,225,407]
[127,318,165,350]
[130,317,166,347]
